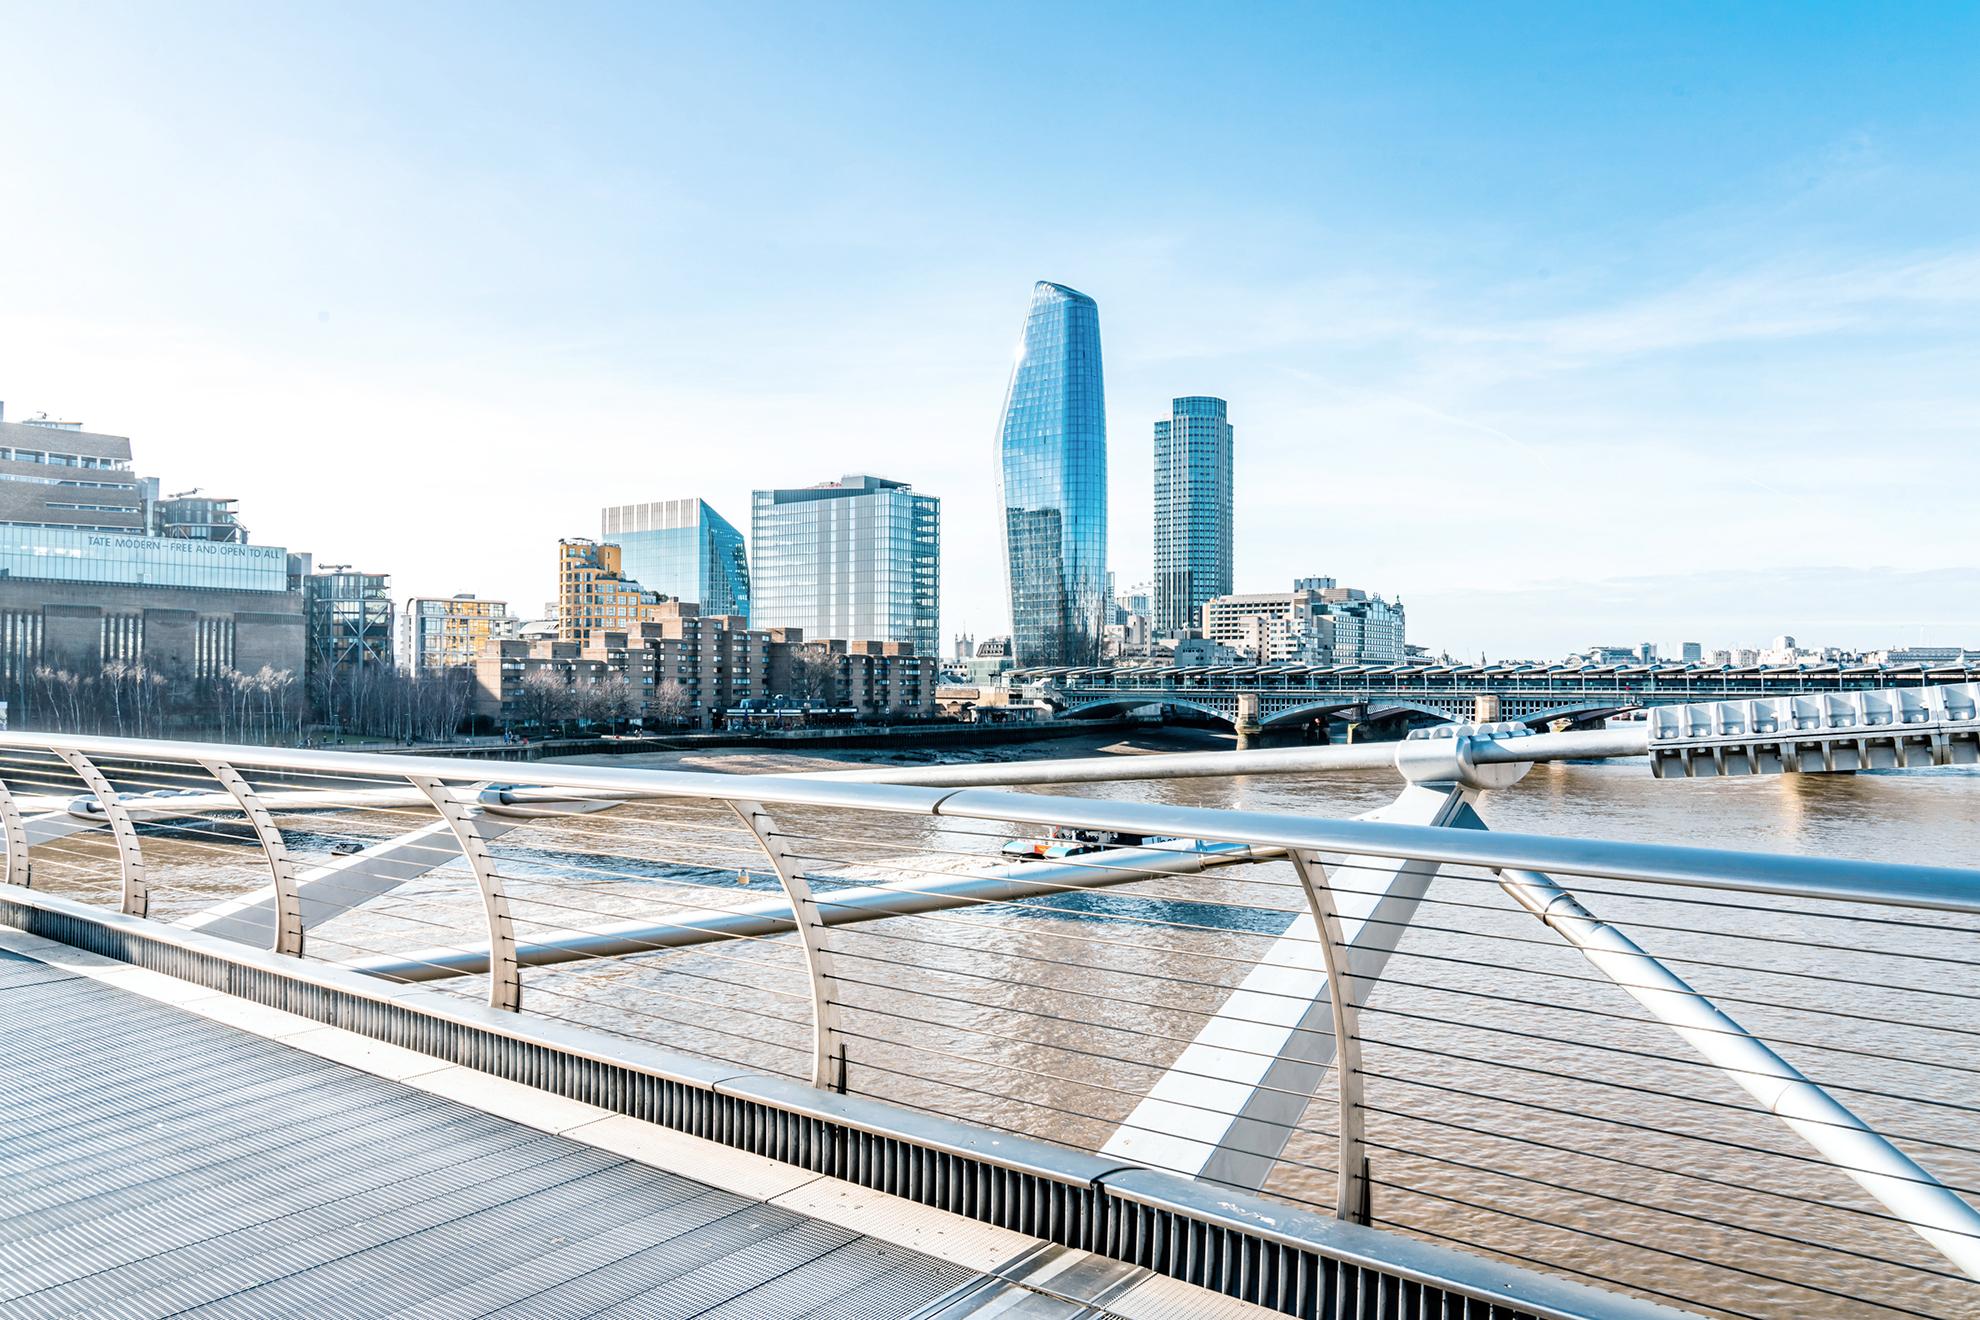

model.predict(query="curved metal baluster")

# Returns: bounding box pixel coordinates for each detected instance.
[199,759,304,957]
[729,798,847,1091]
[1289,848,1368,1224]
[407,775,519,1011]
[0,776,29,888]
[55,750,146,917]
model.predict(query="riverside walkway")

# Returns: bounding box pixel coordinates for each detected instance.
[0,937,1253,1319]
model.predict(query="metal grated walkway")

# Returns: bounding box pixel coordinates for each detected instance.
[0,948,1101,1319]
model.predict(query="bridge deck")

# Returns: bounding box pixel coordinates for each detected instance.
[0,942,1250,1319]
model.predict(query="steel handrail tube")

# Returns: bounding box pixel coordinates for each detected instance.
[348,840,1277,981]
[813,727,1648,786]
[1495,863,1980,1280]
[0,730,1976,912]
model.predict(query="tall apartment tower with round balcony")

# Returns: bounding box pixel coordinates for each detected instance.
[1153,396,1234,635]
[995,281,1108,667]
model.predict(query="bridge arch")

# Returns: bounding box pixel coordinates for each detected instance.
[1060,697,1240,728]
[1259,700,1363,729]
[1362,700,1472,725]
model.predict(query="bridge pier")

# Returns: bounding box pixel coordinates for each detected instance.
[1233,693,1261,748]
[1474,694,1501,723]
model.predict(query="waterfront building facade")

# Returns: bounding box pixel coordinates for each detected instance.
[402,594,513,673]
[1152,396,1233,634]
[1204,581,1407,666]
[1327,589,1406,665]
[0,414,305,723]
[995,281,1107,667]
[750,474,939,655]
[600,498,750,618]
[475,604,937,730]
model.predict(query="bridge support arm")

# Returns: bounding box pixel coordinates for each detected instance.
[729,799,847,1091]
[0,776,29,888]
[56,750,147,917]
[407,776,519,1012]
[1100,780,1473,1193]
[1288,848,1368,1223]
[199,760,304,957]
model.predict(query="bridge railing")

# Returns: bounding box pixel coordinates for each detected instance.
[1046,662,1980,698]
[0,730,1976,1320]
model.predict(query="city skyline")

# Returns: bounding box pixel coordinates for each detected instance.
[3,6,1977,657]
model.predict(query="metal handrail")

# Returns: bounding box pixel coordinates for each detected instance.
[2,730,1974,913]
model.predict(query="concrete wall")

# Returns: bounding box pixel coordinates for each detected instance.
[0,580,304,680]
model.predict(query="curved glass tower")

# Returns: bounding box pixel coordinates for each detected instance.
[995,281,1107,667]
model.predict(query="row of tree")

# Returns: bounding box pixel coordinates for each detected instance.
[509,669,694,735]
[305,662,476,743]
[9,663,307,744]
[6,658,478,746]
[4,640,862,744]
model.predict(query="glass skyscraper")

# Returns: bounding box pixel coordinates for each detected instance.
[750,474,939,653]
[600,498,750,618]
[1153,396,1234,634]
[995,281,1107,667]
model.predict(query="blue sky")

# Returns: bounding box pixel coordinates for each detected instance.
[2,2,1976,657]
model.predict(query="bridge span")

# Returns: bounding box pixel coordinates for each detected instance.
[1018,658,1980,729]
[2,692,1977,1319]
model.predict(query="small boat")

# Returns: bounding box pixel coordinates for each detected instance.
[1000,826,1176,862]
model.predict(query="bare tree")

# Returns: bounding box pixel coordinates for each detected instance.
[514,667,572,733]
[647,679,693,728]
[781,648,839,705]
[603,675,641,734]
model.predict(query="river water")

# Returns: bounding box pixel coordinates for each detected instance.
[34,729,1979,1318]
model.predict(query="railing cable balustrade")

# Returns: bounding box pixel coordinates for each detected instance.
[0,695,1977,1319]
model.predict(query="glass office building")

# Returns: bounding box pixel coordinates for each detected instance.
[1153,396,1234,634]
[750,475,939,654]
[303,569,394,680]
[402,594,511,672]
[995,281,1107,667]
[600,498,750,618]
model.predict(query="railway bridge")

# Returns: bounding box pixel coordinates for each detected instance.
[1018,658,1980,731]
